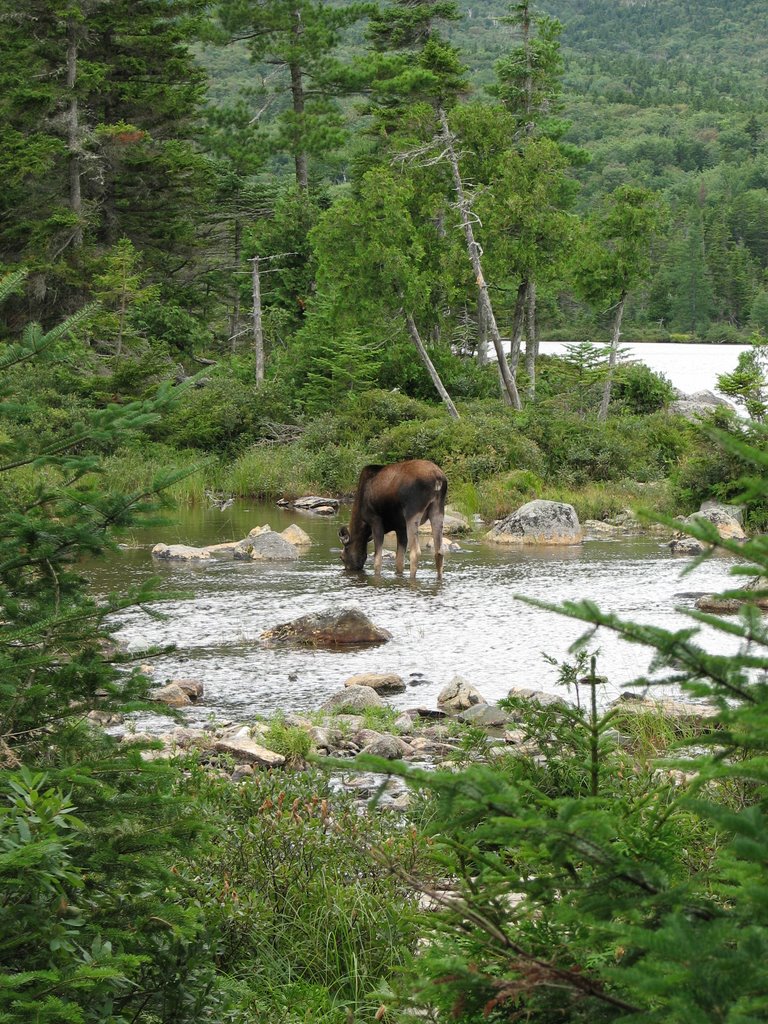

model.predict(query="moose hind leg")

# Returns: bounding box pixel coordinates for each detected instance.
[406,518,421,578]
[429,504,445,579]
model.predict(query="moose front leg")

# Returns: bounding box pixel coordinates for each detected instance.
[371,520,386,574]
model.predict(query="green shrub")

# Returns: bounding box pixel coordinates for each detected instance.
[378,412,545,482]
[610,362,676,413]
[158,373,297,453]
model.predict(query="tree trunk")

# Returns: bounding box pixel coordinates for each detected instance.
[290,12,309,192]
[438,107,522,410]
[252,255,265,384]
[525,279,538,400]
[509,280,528,373]
[229,216,242,352]
[66,18,83,247]
[476,295,489,366]
[406,312,460,420]
[598,289,627,421]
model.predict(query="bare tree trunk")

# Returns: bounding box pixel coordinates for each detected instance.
[509,280,528,373]
[252,256,265,384]
[66,18,83,247]
[598,289,627,421]
[405,312,460,420]
[476,295,489,366]
[439,107,522,410]
[229,216,242,352]
[290,11,309,192]
[525,280,538,400]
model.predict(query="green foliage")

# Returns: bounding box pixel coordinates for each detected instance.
[188,767,422,1020]
[610,361,676,414]
[157,371,298,453]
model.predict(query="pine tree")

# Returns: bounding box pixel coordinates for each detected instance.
[216,0,368,191]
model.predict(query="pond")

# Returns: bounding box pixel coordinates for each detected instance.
[89,500,745,730]
[539,341,748,403]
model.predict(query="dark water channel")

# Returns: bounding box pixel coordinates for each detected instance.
[87,501,743,730]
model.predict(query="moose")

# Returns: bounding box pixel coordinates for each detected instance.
[338,459,448,578]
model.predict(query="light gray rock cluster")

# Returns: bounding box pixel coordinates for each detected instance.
[669,504,746,554]
[669,389,735,421]
[152,523,312,562]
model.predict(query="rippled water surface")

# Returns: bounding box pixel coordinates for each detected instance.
[86,502,744,729]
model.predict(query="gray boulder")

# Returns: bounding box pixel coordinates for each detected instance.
[485,500,582,546]
[237,532,300,561]
[261,607,392,647]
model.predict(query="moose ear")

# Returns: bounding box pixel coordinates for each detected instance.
[338,526,350,546]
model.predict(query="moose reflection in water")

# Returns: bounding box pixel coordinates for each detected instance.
[338,459,447,578]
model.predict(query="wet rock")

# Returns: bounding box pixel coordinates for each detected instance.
[278,495,340,514]
[458,704,512,728]
[320,685,386,713]
[694,595,744,613]
[437,676,487,712]
[280,524,312,547]
[343,672,406,695]
[213,736,286,767]
[700,500,744,526]
[686,507,746,541]
[149,682,193,708]
[88,709,124,727]
[409,707,448,721]
[239,532,300,562]
[169,678,204,702]
[669,535,706,555]
[485,500,582,546]
[151,543,211,561]
[261,607,392,648]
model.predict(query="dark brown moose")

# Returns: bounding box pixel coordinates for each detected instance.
[338,459,448,578]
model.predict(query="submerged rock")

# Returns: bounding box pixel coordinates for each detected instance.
[261,607,392,647]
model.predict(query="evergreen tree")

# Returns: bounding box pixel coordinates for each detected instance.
[216,0,368,191]
[0,0,209,317]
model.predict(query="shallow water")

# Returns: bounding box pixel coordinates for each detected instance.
[87,501,744,730]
